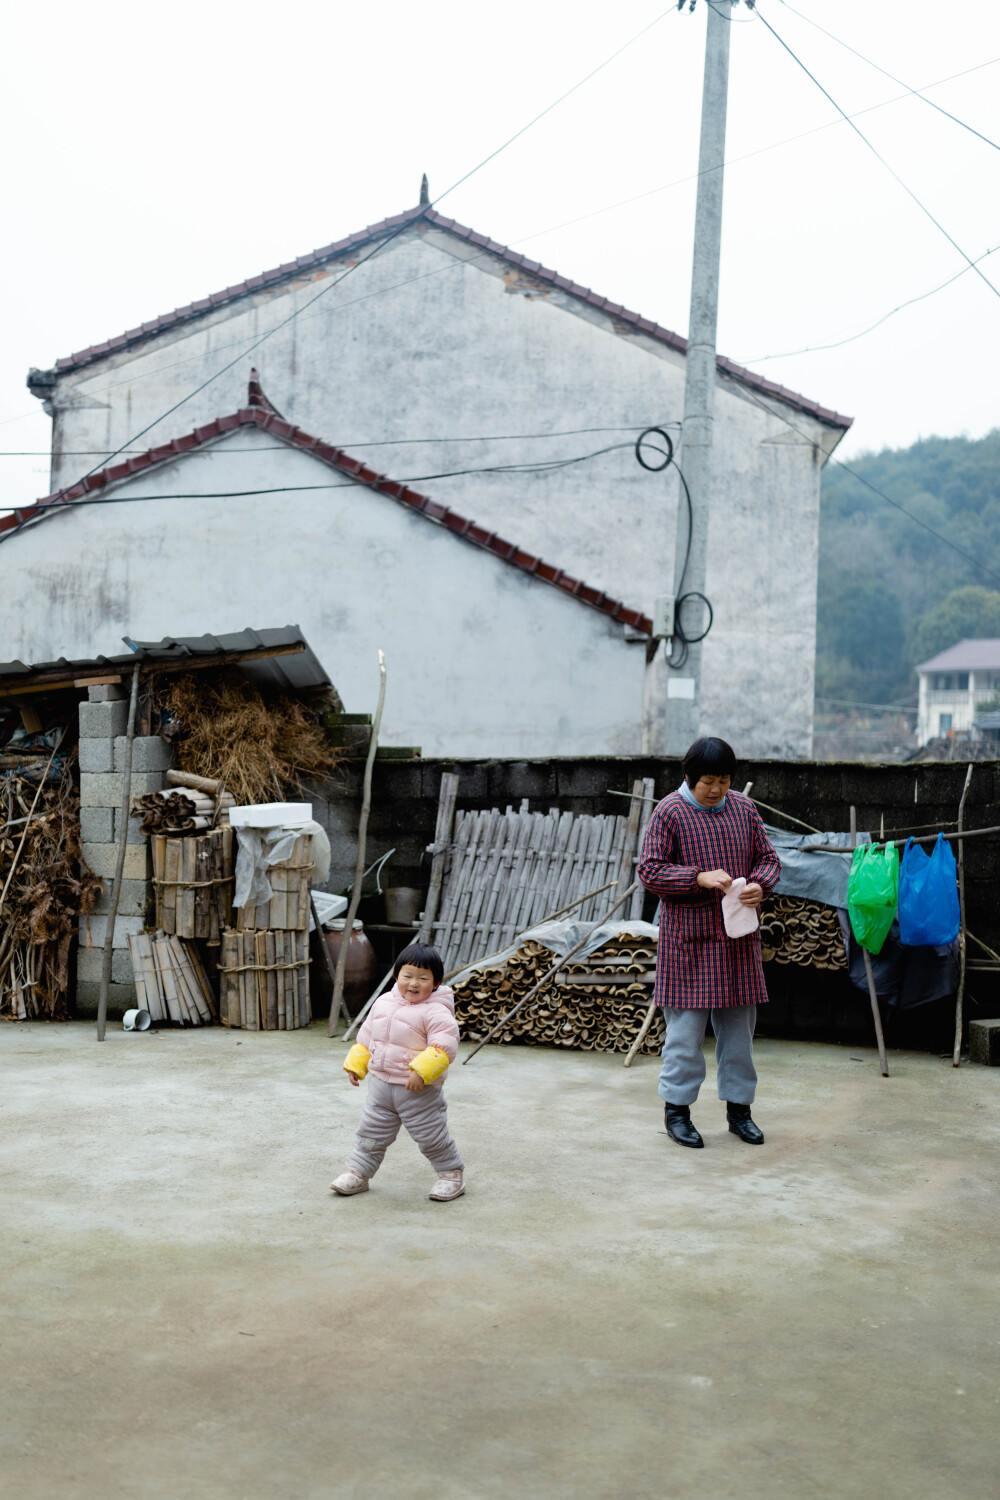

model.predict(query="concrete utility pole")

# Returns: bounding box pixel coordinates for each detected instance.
[666,0,738,754]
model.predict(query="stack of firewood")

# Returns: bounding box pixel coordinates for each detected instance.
[453,933,664,1054]
[151,827,234,945]
[132,787,235,835]
[218,929,310,1030]
[760,895,847,970]
[126,932,216,1025]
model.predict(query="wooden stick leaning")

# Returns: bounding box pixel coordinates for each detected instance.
[311,892,349,1032]
[97,667,139,1042]
[462,880,640,1065]
[851,805,889,1079]
[623,1001,658,1069]
[417,772,460,944]
[329,649,387,1037]
[953,763,974,1068]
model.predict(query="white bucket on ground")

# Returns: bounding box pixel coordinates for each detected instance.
[123,1009,151,1032]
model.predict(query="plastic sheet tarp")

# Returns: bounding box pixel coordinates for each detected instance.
[768,825,871,910]
[448,918,659,986]
[233,819,331,909]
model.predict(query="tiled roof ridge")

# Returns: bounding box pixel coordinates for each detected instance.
[46,203,851,431]
[0,395,653,637]
[916,638,1000,673]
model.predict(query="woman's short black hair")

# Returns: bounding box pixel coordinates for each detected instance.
[683,736,736,785]
[393,942,444,987]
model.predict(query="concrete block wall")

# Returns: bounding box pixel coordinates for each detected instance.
[76,691,172,1017]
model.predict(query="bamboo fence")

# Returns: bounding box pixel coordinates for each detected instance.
[126,932,216,1025]
[218,928,311,1030]
[151,827,234,943]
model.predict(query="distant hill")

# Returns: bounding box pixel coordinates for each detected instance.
[817,429,1000,707]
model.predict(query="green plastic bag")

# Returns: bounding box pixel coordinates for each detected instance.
[847,842,899,955]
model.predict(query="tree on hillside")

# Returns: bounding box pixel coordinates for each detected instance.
[911,586,1000,664]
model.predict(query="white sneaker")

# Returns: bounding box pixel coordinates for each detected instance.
[331,1170,369,1195]
[429,1169,465,1202]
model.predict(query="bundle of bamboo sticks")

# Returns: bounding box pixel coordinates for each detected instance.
[234,835,312,931]
[760,896,847,970]
[218,928,311,1030]
[126,931,216,1025]
[434,794,653,972]
[453,934,664,1055]
[132,787,235,835]
[151,827,234,943]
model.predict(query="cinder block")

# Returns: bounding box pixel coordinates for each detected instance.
[77,945,135,985]
[970,1019,1000,1066]
[79,772,164,808]
[80,843,150,881]
[79,913,145,950]
[79,807,114,844]
[74,980,136,1016]
[92,879,151,918]
[88,684,126,702]
[114,807,145,845]
[79,700,129,739]
[114,735,172,774]
[78,738,114,773]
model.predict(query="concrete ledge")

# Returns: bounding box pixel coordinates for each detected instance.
[970,1019,1000,1066]
[114,736,172,773]
[92,879,150,918]
[81,843,150,881]
[79,913,145,950]
[78,739,114,773]
[114,808,146,845]
[74,979,136,1016]
[80,772,164,808]
[77,946,134,985]
[79,700,129,739]
[80,807,114,844]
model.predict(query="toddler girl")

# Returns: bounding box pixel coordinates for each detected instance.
[331,942,465,1201]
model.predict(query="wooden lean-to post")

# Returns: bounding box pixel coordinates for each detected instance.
[953,763,974,1067]
[329,650,387,1037]
[97,666,139,1042]
[852,804,889,1078]
[418,772,460,944]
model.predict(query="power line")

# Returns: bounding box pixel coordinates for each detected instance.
[743,241,1000,362]
[777,0,1000,155]
[27,6,677,530]
[754,5,1000,305]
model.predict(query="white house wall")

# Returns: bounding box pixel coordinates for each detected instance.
[0,428,647,758]
[41,226,839,758]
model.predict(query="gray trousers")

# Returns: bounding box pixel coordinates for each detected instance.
[348,1074,465,1178]
[657,1005,757,1107]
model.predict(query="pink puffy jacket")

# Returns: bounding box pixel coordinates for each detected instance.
[357,984,460,1085]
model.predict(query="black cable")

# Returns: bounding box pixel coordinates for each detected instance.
[777,0,1000,155]
[634,427,713,667]
[754,5,1000,305]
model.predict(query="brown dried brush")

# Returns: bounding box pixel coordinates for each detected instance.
[162,670,343,807]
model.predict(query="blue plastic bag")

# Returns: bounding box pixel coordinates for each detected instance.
[897,834,960,947]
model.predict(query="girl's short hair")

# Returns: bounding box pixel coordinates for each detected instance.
[393,942,444,987]
[683,736,737,785]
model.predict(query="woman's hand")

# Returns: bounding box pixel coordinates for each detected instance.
[346,1071,360,1087]
[739,882,764,907]
[405,1072,426,1093]
[696,869,732,891]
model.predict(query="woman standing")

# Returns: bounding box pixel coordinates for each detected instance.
[637,737,781,1149]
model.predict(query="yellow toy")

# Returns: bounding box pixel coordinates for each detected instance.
[344,1043,371,1080]
[408,1045,450,1084]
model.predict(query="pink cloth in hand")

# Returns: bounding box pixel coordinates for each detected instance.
[722,877,759,939]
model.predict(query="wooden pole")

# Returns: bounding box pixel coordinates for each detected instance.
[463,880,640,1064]
[953,763,974,1067]
[623,1000,658,1069]
[97,666,140,1042]
[329,650,386,1036]
[311,892,349,1032]
[851,804,889,1078]
[418,772,460,943]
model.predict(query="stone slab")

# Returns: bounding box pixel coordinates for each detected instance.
[80,843,150,881]
[87,684,126,702]
[79,700,128,739]
[92,879,151,919]
[78,914,145,950]
[969,1018,1000,1066]
[79,772,164,808]
[78,738,114,773]
[114,807,146,845]
[79,807,114,844]
[114,736,172,774]
[74,979,136,1015]
[77,946,134,986]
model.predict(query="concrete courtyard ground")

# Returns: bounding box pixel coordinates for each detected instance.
[1,1023,998,1500]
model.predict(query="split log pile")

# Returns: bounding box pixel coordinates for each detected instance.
[218,929,311,1030]
[453,932,664,1055]
[435,786,654,972]
[235,835,312,932]
[760,895,847,970]
[151,827,234,944]
[126,932,216,1025]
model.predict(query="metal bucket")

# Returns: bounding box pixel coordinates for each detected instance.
[384,887,425,927]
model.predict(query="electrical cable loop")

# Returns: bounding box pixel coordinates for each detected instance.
[634,426,713,669]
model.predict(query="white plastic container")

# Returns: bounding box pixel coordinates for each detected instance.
[228,802,312,830]
[123,1008,151,1031]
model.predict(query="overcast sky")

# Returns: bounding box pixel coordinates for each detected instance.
[2,0,998,511]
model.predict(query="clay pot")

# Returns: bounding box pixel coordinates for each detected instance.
[322,921,377,1017]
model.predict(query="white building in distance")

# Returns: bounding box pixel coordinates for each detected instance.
[18,190,851,758]
[916,640,1000,746]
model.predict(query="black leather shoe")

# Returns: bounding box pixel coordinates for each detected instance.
[665,1103,704,1149]
[726,1102,764,1145]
